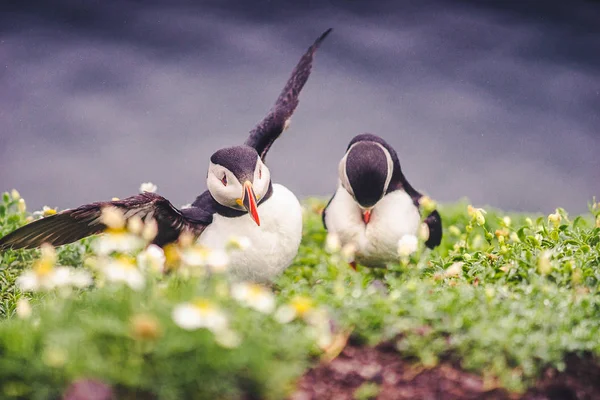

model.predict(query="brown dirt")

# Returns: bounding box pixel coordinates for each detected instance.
[291,342,600,400]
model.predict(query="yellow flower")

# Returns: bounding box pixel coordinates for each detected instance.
[275,296,315,324]
[467,205,486,226]
[17,199,26,213]
[548,211,561,227]
[419,196,437,214]
[448,225,461,236]
[538,251,552,275]
[130,314,162,341]
[42,206,57,217]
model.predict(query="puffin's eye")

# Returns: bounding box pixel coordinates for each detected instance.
[221,174,227,186]
[258,167,262,179]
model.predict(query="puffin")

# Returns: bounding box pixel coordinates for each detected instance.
[322,133,442,267]
[0,29,332,282]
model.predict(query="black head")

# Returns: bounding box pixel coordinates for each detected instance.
[207,145,270,224]
[210,146,260,184]
[339,134,398,208]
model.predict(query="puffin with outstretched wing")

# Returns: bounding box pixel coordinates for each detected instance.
[0,29,332,282]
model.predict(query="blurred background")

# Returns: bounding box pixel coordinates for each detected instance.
[1,0,598,213]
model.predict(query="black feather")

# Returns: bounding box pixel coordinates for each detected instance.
[245,28,332,160]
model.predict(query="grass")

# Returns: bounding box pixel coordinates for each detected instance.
[0,190,599,398]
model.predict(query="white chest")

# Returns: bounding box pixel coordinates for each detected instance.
[324,186,421,266]
[198,184,303,282]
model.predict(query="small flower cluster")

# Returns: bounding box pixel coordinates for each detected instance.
[467,205,487,226]
[17,244,92,292]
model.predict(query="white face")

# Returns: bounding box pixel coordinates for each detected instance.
[206,158,271,209]
[338,141,394,208]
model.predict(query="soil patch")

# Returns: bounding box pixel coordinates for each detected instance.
[291,342,600,400]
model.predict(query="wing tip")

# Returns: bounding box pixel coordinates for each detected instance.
[313,28,333,49]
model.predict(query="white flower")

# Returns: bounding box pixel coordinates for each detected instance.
[16,298,32,319]
[274,305,297,324]
[397,234,419,257]
[100,207,126,229]
[142,218,158,242]
[340,243,357,263]
[231,282,275,314]
[214,329,242,349]
[68,269,93,288]
[137,245,166,273]
[139,182,157,193]
[444,262,464,277]
[325,233,342,253]
[102,256,145,290]
[206,250,229,273]
[17,265,92,292]
[181,246,208,267]
[93,231,145,255]
[10,189,21,201]
[172,300,228,332]
[418,223,430,241]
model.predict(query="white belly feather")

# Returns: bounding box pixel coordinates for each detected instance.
[198,184,303,282]
[324,185,420,266]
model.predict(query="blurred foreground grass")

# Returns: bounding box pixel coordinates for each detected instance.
[0,190,599,398]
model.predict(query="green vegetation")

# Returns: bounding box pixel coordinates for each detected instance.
[0,190,599,398]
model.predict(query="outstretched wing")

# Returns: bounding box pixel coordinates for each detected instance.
[0,192,211,250]
[245,28,332,160]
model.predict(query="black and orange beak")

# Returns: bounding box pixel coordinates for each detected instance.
[242,181,260,226]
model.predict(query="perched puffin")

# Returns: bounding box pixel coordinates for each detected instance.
[0,29,332,282]
[322,133,442,267]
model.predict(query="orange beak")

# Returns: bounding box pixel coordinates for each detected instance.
[242,181,260,226]
[362,210,371,224]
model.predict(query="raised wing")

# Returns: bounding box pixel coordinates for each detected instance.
[0,192,211,250]
[245,28,332,160]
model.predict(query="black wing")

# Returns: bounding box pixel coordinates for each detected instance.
[321,191,336,231]
[244,28,332,160]
[397,180,443,250]
[423,209,442,249]
[0,192,211,250]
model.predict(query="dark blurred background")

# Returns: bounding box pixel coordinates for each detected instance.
[1,0,599,213]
